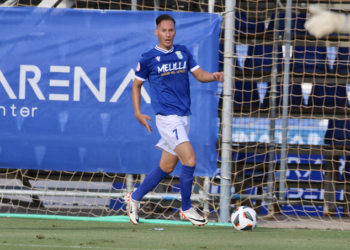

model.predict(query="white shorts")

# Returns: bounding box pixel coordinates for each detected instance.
[155,115,190,156]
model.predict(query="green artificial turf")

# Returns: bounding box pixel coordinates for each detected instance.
[0,217,349,250]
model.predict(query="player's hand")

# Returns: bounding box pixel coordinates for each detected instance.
[135,113,152,133]
[213,72,224,83]
[305,5,347,38]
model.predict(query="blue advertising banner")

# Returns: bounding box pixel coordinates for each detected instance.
[0,7,221,176]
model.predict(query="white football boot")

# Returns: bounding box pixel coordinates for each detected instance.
[180,207,208,226]
[126,193,140,225]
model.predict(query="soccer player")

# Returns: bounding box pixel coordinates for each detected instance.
[128,14,224,226]
[305,5,350,38]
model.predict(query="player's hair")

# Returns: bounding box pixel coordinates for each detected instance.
[156,14,176,26]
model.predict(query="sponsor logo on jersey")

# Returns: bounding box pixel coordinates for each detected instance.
[157,61,187,73]
[155,56,160,62]
[136,62,141,72]
[175,51,183,59]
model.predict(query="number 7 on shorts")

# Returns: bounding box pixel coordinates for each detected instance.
[173,128,178,140]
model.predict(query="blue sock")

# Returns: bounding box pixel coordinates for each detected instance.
[180,164,195,211]
[131,166,168,201]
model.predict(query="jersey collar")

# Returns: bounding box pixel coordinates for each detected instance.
[155,45,174,54]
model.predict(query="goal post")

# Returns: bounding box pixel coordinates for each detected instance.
[220,0,235,223]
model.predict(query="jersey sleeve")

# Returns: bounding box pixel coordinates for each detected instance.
[134,57,149,81]
[185,47,200,72]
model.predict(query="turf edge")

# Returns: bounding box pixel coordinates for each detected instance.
[0,213,232,227]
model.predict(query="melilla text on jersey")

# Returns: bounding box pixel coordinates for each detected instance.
[157,61,187,76]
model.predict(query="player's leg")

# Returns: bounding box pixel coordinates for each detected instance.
[174,141,196,211]
[159,149,179,173]
[175,141,208,226]
[132,148,178,201]
[127,150,178,225]
[152,114,207,226]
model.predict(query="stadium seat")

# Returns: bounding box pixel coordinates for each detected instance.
[291,46,327,73]
[333,47,350,74]
[219,81,260,109]
[266,12,308,36]
[295,13,307,35]
[233,82,260,107]
[219,43,242,72]
[308,84,347,109]
[324,120,350,146]
[244,45,282,72]
[261,82,303,107]
[235,10,265,34]
[266,12,297,35]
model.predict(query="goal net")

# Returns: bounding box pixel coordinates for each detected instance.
[222,0,350,229]
[0,0,350,230]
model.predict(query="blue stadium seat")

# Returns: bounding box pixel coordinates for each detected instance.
[308,84,347,109]
[333,47,350,74]
[267,12,297,34]
[244,45,282,72]
[261,82,303,107]
[295,13,307,35]
[291,46,327,73]
[219,43,242,72]
[233,82,260,107]
[266,12,307,35]
[235,10,265,34]
[325,120,350,146]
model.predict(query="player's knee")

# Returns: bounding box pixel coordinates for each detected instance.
[183,155,196,167]
[160,162,177,174]
[163,165,175,174]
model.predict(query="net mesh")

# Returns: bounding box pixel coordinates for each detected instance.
[1,0,350,229]
[223,0,350,229]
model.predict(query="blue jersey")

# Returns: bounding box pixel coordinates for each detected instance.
[135,45,199,116]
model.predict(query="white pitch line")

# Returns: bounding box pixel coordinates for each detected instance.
[0,243,169,250]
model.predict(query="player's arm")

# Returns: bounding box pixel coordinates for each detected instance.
[305,5,350,38]
[132,78,152,133]
[191,67,224,83]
